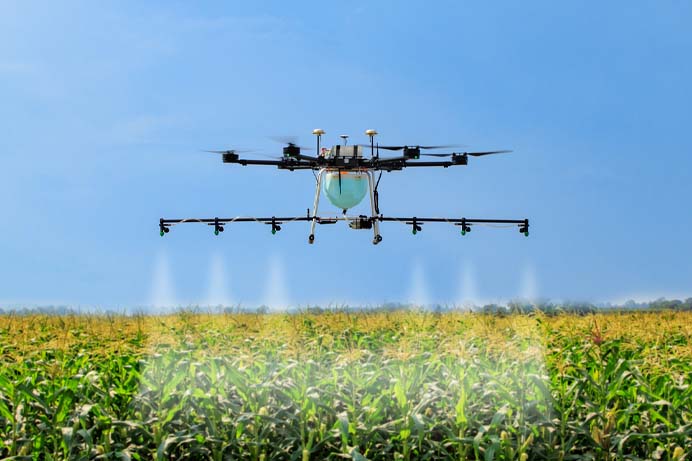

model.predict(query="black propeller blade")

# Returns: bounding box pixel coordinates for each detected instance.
[203,149,255,154]
[269,136,312,151]
[467,150,512,157]
[421,150,512,158]
[370,144,461,151]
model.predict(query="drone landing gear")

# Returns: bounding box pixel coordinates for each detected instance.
[307,169,384,245]
[309,170,325,244]
[367,171,382,245]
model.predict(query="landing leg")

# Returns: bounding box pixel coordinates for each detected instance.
[309,169,325,244]
[367,172,382,245]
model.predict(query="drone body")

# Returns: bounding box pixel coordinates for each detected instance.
[321,145,368,210]
[159,129,529,245]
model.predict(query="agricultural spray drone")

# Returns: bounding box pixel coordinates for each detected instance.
[159,129,530,245]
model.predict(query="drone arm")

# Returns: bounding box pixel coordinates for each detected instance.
[159,215,529,237]
[376,217,527,224]
[375,216,529,236]
[369,156,407,169]
[161,216,313,226]
[223,158,285,166]
[221,157,320,170]
[296,153,320,162]
[371,156,466,170]
[159,215,315,236]
[401,161,455,168]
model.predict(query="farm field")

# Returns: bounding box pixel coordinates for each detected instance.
[0,310,691,460]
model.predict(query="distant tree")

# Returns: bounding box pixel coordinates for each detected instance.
[481,304,507,316]
[684,298,692,311]
[624,299,638,309]
[304,305,324,315]
[507,301,534,314]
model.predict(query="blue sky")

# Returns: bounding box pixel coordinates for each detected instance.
[1,1,691,308]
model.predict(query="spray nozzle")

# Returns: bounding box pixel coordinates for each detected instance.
[270,217,281,235]
[459,218,471,236]
[159,219,169,237]
[407,218,423,235]
[213,218,224,236]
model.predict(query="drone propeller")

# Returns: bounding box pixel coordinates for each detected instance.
[203,148,256,155]
[371,144,462,151]
[421,150,512,158]
[269,136,313,151]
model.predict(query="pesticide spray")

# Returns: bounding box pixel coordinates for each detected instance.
[149,250,177,311]
[520,262,539,305]
[457,260,479,309]
[204,253,233,309]
[408,261,431,309]
[262,254,290,311]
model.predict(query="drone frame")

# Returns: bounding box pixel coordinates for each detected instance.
[160,131,530,245]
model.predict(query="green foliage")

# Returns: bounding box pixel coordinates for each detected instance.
[0,311,690,459]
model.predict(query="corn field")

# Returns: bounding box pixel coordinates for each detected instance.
[0,310,690,460]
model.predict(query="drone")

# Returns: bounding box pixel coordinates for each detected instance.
[159,129,530,245]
